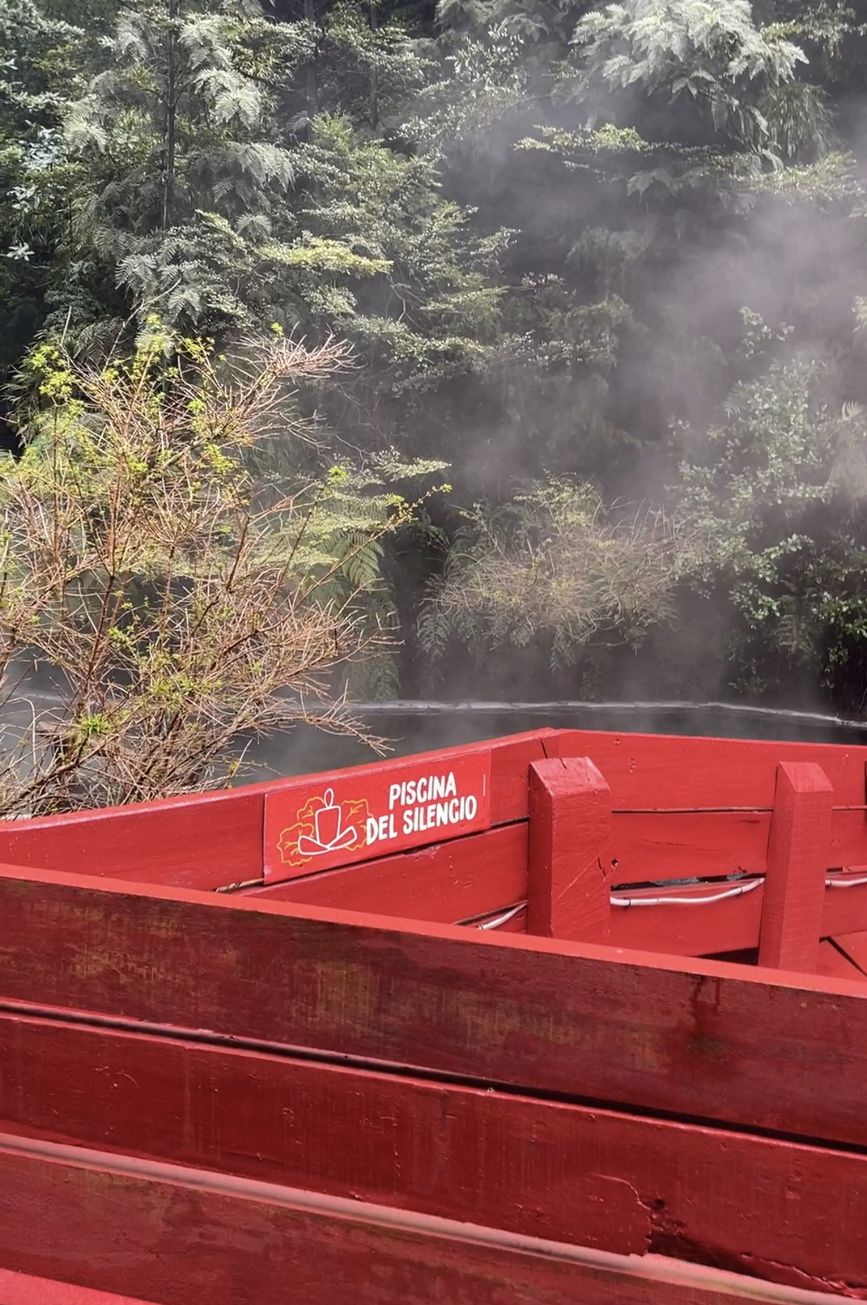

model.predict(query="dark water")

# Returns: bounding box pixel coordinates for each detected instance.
[6,664,864,783]
[248,701,867,780]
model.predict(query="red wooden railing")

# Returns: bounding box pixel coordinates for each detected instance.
[0,1139,849,1305]
[1,728,867,1300]
[1,727,866,972]
[0,863,866,1296]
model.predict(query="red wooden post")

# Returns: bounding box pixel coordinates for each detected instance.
[758,761,834,973]
[527,757,612,941]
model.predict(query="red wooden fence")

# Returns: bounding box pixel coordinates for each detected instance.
[0,730,553,890]
[1,863,867,1148]
[2,726,866,968]
[2,729,867,1300]
[0,1134,850,1305]
[1,1005,865,1289]
[0,864,866,1295]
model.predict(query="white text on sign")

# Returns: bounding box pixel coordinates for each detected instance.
[366,770,479,844]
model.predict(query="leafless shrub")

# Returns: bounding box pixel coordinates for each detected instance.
[0,329,406,816]
[420,480,693,668]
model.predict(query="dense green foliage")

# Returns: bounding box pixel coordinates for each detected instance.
[4,0,867,710]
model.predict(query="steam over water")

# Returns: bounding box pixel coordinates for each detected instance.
[6,648,863,788]
[248,701,867,780]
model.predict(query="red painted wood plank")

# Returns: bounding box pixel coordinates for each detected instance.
[258,730,552,891]
[2,866,867,1146]
[817,941,867,984]
[246,807,867,928]
[0,731,553,893]
[547,731,867,808]
[0,1011,865,1292]
[0,1134,851,1305]
[612,806,865,884]
[609,806,867,888]
[608,879,867,959]
[758,764,834,972]
[607,810,771,884]
[527,757,612,940]
[263,749,492,882]
[0,1269,159,1305]
[608,882,763,956]
[245,823,527,923]
[832,807,867,865]
[0,789,265,891]
[486,729,558,824]
[259,729,552,845]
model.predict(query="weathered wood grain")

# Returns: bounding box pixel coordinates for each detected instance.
[609,805,865,884]
[0,1133,853,1305]
[246,823,527,922]
[0,1010,864,1293]
[1,865,867,1146]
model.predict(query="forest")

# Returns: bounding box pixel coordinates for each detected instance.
[2,0,867,806]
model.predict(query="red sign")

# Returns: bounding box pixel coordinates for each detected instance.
[263,750,492,882]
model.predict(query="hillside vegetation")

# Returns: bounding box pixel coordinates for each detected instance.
[3,0,867,728]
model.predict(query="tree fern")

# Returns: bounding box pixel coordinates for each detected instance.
[59,0,306,335]
[571,0,809,155]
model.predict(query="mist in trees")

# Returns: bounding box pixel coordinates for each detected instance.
[4,0,867,719]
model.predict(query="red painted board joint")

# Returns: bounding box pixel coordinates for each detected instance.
[527,757,613,941]
[758,761,834,974]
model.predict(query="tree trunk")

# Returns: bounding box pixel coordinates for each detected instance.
[161,0,179,229]
[369,2,379,130]
[304,0,318,116]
